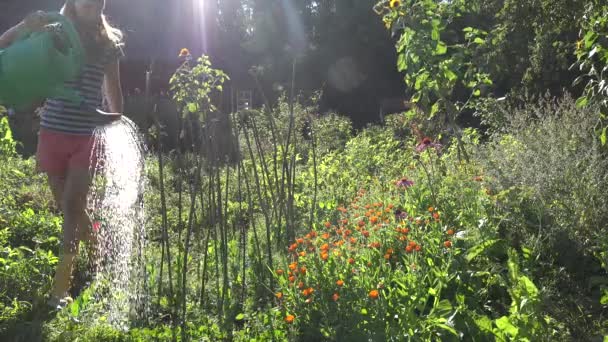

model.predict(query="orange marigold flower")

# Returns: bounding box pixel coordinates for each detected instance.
[289,275,295,282]
[447,229,454,235]
[320,243,330,251]
[324,221,331,228]
[369,289,379,300]
[408,240,417,247]
[365,204,371,209]
[367,261,373,267]
[386,248,394,255]
[344,229,353,236]
[444,240,452,248]
[398,235,407,241]
[321,252,329,261]
[415,245,421,252]
[276,292,283,299]
[385,208,391,213]
[285,314,295,324]
[370,216,378,224]
[288,243,298,252]
[332,292,340,301]
[428,206,435,212]
[336,279,344,287]
[348,257,355,265]
[384,254,391,260]
[310,231,318,238]
[365,211,372,217]
[178,48,190,57]
[299,251,307,257]
[405,245,413,253]
[433,212,440,220]
[362,230,370,238]
[302,287,314,296]
[322,232,330,239]
[370,241,381,248]
[341,219,349,225]
[376,211,382,216]
[350,237,357,244]
[388,203,394,209]
[300,267,307,275]
[298,281,305,289]
[276,269,284,276]
[288,262,298,271]
[296,238,304,244]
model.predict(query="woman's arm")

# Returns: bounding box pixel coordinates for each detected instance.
[0,12,48,49]
[103,60,124,114]
[0,22,26,49]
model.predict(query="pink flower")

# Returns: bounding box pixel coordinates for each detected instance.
[92,221,101,232]
[415,137,442,153]
[396,177,414,188]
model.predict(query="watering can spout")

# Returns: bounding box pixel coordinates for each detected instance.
[0,12,85,110]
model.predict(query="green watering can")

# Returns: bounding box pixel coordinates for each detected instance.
[0,12,85,110]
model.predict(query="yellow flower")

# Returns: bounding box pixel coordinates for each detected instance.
[576,40,583,50]
[389,0,401,9]
[179,48,191,57]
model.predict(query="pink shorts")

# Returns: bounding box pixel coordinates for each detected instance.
[36,128,101,177]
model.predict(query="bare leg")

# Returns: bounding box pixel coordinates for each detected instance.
[47,175,65,212]
[50,167,92,300]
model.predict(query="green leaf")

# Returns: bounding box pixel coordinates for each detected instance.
[466,239,500,262]
[397,53,408,72]
[495,316,519,337]
[360,308,368,315]
[463,27,474,32]
[600,289,608,305]
[430,102,440,118]
[432,27,440,41]
[476,316,493,331]
[436,323,459,336]
[600,127,607,146]
[436,41,447,55]
[576,96,589,108]
[187,102,197,113]
[444,68,458,82]
[473,89,481,97]
[473,37,485,45]
[235,313,245,321]
[70,300,80,317]
[519,275,539,298]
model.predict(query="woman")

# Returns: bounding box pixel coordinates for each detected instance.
[0,0,124,308]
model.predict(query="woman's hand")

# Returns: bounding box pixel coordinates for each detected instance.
[22,11,50,32]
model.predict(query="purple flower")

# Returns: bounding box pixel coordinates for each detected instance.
[394,209,408,220]
[396,177,414,188]
[415,137,442,153]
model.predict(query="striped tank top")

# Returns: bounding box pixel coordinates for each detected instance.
[40,46,122,135]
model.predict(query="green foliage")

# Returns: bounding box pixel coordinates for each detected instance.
[0,113,17,159]
[169,55,229,120]
[377,0,492,125]
[476,95,608,338]
[573,1,608,144]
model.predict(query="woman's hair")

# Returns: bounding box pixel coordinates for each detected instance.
[61,0,124,52]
